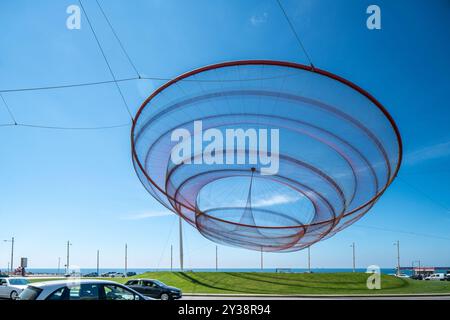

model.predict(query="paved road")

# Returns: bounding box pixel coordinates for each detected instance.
[2,295,449,301]
[181,294,450,300]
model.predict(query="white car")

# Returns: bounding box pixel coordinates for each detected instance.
[395,273,410,278]
[109,272,126,278]
[425,273,445,281]
[18,279,153,300]
[0,277,30,299]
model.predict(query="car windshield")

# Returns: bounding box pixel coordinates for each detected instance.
[152,280,166,287]
[19,286,42,300]
[9,279,29,285]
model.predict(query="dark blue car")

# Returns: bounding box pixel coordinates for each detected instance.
[125,279,182,300]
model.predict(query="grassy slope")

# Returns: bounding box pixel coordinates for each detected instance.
[30,272,450,295]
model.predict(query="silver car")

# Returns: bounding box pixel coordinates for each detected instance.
[0,277,30,299]
[18,279,152,300]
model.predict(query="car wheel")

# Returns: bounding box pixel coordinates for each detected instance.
[160,293,170,301]
[10,291,18,300]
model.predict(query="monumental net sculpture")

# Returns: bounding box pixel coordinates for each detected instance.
[131,60,402,252]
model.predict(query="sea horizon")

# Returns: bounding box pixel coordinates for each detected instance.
[19,267,407,275]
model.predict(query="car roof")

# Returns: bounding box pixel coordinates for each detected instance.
[127,279,157,281]
[29,279,121,288]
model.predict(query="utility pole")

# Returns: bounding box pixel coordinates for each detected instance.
[3,237,14,273]
[66,241,72,274]
[307,246,311,273]
[57,257,61,275]
[412,260,420,276]
[351,242,356,272]
[394,240,400,275]
[260,247,264,270]
[215,246,218,271]
[418,260,421,276]
[179,217,184,271]
[10,237,14,273]
[125,244,128,274]
[97,250,100,276]
[170,245,173,271]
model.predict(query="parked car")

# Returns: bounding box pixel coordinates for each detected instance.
[18,279,152,300]
[395,273,410,278]
[410,274,424,280]
[126,272,137,277]
[425,273,446,281]
[64,272,82,278]
[100,272,123,278]
[0,277,30,299]
[112,272,127,278]
[83,272,98,277]
[445,274,450,281]
[111,272,126,278]
[124,279,182,300]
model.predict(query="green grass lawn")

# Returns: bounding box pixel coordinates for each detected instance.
[29,272,450,295]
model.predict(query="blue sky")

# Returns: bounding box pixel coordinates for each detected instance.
[0,0,449,270]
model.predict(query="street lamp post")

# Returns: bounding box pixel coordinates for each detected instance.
[3,237,14,273]
[57,257,61,275]
[350,242,356,272]
[170,245,173,271]
[260,247,264,270]
[394,240,400,275]
[412,260,421,276]
[125,244,128,274]
[97,250,100,276]
[215,246,218,271]
[307,246,311,273]
[66,241,72,274]
[179,217,184,271]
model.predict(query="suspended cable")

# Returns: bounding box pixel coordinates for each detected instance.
[16,122,131,130]
[0,121,130,130]
[0,73,309,94]
[1,79,132,131]
[78,0,134,121]
[398,176,450,214]
[402,169,450,175]
[95,0,141,78]
[0,77,139,94]
[0,93,17,125]
[276,0,315,69]
[156,214,177,270]
[356,224,450,241]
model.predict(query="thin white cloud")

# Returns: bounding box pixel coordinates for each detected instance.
[220,193,304,209]
[120,211,173,220]
[404,140,450,166]
[252,194,301,207]
[250,12,268,26]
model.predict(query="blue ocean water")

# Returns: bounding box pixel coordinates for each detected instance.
[23,267,402,275]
